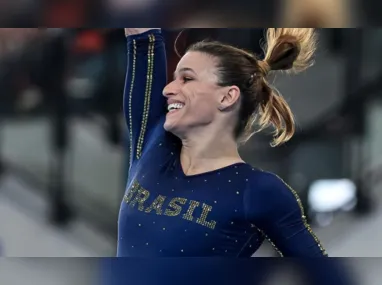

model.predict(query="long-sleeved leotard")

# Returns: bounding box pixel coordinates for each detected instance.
[117,29,327,257]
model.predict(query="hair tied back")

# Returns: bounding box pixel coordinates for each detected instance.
[257,60,271,76]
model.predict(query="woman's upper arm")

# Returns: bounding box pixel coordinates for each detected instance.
[124,29,168,162]
[245,171,328,257]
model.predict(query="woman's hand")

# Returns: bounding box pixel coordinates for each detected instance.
[124,28,160,36]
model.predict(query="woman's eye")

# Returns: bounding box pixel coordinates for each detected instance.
[183,77,193,82]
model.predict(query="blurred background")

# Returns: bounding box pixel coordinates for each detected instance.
[1,28,382,260]
[2,0,382,27]
[1,0,382,27]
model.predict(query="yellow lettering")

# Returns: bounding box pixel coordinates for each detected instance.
[182,200,200,222]
[164,197,187,216]
[123,181,139,204]
[196,203,216,230]
[129,187,150,211]
[145,195,166,215]
[124,181,217,231]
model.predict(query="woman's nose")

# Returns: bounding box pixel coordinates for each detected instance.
[162,81,178,97]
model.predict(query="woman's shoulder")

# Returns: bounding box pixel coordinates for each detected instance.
[242,167,304,219]
[244,167,299,204]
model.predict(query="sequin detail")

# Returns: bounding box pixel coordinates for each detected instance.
[127,39,136,162]
[275,174,328,256]
[182,200,200,221]
[256,226,284,257]
[196,204,216,230]
[145,195,166,215]
[129,187,150,211]
[136,33,155,159]
[164,197,187,216]
[123,180,139,204]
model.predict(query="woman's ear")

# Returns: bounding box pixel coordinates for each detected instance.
[218,85,240,111]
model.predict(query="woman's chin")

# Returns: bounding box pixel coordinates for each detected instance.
[164,120,183,136]
[163,120,175,132]
[163,123,171,132]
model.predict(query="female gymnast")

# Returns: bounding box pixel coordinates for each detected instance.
[118,28,327,257]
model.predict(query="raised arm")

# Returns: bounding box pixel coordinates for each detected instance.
[245,172,328,257]
[124,28,167,163]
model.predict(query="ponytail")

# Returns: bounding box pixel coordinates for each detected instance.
[256,28,317,146]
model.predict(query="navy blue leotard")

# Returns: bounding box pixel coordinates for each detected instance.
[117,29,327,257]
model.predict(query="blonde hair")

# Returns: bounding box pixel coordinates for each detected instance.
[255,28,318,146]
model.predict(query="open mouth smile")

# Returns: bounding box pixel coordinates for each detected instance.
[167,103,185,113]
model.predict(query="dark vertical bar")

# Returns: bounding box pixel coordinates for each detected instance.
[0,61,4,177]
[103,30,124,146]
[101,31,127,202]
[43,30,74,225]
[344,29,364,99]
[343,29,373,214]
[0,120,3,177]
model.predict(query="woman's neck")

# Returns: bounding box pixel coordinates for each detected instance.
[180,131,244,176]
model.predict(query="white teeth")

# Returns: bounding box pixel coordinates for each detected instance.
[167,103,184,111]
